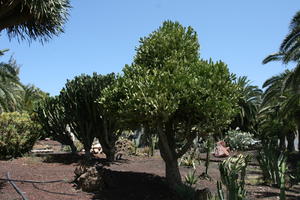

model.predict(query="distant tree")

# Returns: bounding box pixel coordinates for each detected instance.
[60,73,119,160]
[103,21,239,189]
[230,76,262,133]
[0,58,23,112]
[21,84,48,112]
[0,0,71,42]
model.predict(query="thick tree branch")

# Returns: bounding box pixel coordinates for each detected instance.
[176,132,196,158]
[157,121,174,162]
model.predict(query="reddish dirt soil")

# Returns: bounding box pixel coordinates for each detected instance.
[0,140,299,200]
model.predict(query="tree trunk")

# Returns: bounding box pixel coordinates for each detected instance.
[298,129,300,151]
[157,122,182,190]
[286,131,295,152]
[69,142,77,153]
[102,144,115,161]
[165,159,182,189]
[279,134,286,150]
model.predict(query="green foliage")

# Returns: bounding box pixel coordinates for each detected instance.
[218,154,251,200]
[102,20,239,187]
[60,73,118,159]
[179,150,197,168]
[225,130,259,150]
[257,141,288,189]
[184,170,198,187]
[0,57,23,112]
[21,84,48,113]
[0,0,71,42]
[34,96,76,152]
[231,76,262,133]
[0,112,41,159]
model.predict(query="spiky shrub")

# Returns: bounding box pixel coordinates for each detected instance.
[218,154,251,200]
[0,112,41,159]
[225,130,259,150]
[256,141,288,187]
[60,73,118,160]
[34,96,77,152]
[179,149,197,168]
[184,170,198,187]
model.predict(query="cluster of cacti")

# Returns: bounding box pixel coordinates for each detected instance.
[35,96,77,152]
[256,141,287,187]
[257,141,288,200]
[217,154,251,200]
[59,73,119,160]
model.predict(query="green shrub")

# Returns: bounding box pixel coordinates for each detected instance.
[0,112,41,159]
[225,130,259,150]
[218,154,251,200]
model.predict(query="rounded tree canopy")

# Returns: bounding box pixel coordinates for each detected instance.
[0,0,71,42]
[103,21,239,133]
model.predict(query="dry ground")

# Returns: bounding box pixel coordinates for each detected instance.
[0,140,299,200]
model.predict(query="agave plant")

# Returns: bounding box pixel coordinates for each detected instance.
[218,154,251,200]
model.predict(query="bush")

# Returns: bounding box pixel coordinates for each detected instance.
[0,112,41,159]
[225,130,259,150]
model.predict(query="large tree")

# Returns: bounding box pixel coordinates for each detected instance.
[0,0,70,42]
[103,21,239,189]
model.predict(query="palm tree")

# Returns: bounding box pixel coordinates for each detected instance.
[21,84,48,112]
[0,58,23,112]
[0,0,71,42]
[263,11,300,91]
[230,76,262,133]
[261,70,298,151]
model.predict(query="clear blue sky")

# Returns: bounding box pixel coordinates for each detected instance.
[0,1,298,96]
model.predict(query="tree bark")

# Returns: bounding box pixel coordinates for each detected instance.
[101,143,115,161]
[279,134,286,150]
[286,131,295,152]
[69,142,77,153]
[165,159,182,189]
[157,122,182,189]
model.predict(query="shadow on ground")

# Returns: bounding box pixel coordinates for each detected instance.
[92,170,181,200]
[255,191,300,200]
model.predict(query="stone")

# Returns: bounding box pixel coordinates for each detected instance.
[213,141,230,157]
[74,164,114,192]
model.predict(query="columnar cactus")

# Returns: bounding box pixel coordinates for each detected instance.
[35,96,77,152]
[60,73,118,160]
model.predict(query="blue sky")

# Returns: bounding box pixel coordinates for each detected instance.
[0,1,299,96]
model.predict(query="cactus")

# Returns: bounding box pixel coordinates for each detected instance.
[184,170,198,187]
[35,96,77,152]
[60,73,118,160]
[218,154,251,200]
[257,141,288,188]
[278,154,287,200]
